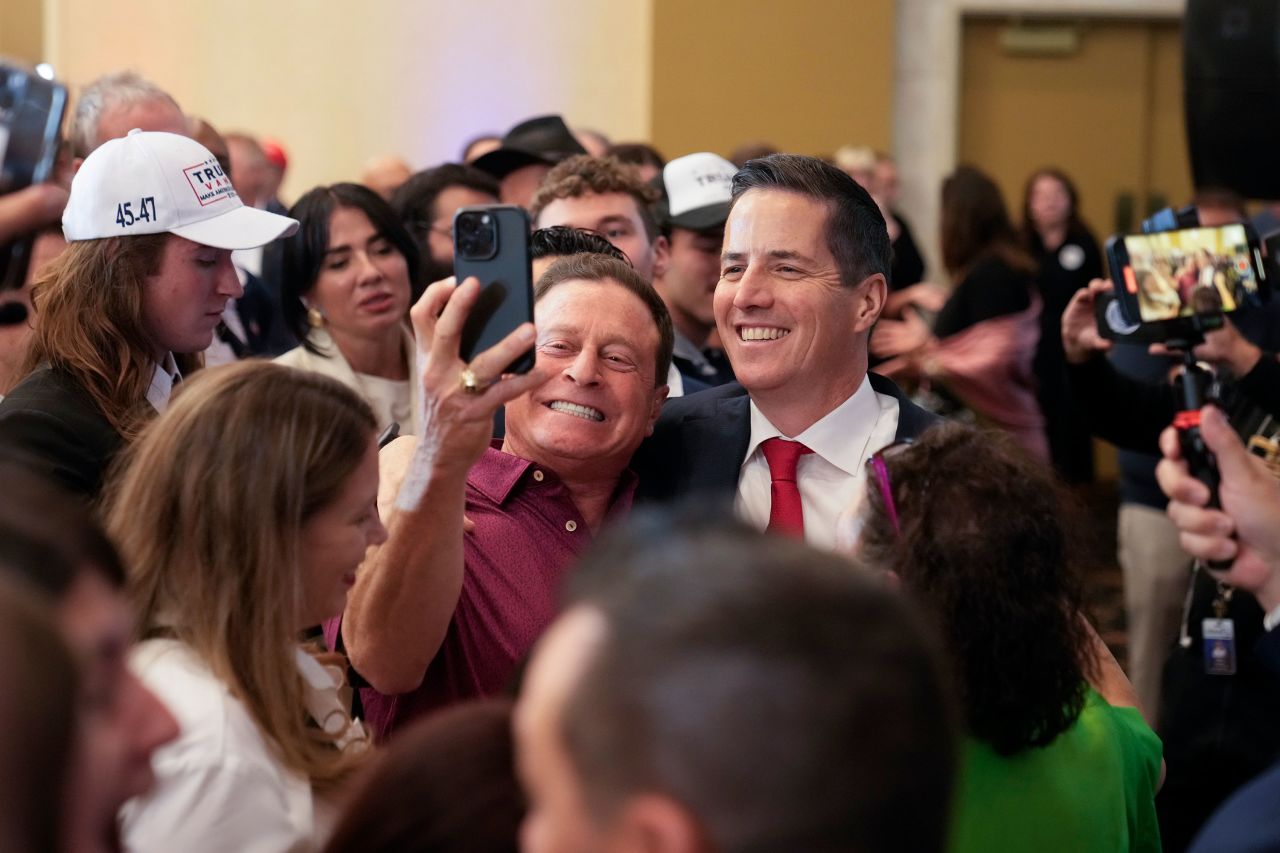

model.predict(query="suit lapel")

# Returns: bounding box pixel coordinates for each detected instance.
[685,393,750,493]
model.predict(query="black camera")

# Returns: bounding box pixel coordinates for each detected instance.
[1101,222,1269,346]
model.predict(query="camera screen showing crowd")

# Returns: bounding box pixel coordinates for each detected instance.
[1117,223,1264,322]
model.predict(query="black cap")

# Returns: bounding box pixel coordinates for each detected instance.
[472,115,587,180]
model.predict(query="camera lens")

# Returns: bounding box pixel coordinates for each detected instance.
[456,211,498,260]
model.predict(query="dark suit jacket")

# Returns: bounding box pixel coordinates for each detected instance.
[632,372,941,504]
[0,367,122,500]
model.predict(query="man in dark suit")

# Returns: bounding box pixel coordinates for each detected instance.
[633,154,938,548]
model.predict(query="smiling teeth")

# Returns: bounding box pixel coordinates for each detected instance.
[740,327,790,341]
[549,401,605,422]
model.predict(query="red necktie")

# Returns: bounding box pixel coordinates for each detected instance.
[761,437,813,537]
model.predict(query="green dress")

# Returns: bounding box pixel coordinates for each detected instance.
[950,688,1163,853]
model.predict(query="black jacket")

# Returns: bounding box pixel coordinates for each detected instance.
[0,367,123,500]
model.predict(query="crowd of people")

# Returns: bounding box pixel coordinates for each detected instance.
[0,67,1278,852]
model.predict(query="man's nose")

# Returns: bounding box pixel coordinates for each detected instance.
[565,348,602,385]
[733,264,773,309]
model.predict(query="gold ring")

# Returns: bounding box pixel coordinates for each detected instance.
[459,367,486,395]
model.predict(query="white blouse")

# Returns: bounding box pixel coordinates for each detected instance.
[121,639,365,853]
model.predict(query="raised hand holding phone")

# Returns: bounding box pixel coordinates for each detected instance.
[395,277,551,512]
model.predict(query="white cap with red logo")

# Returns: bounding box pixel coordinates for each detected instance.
[62,128,297,248]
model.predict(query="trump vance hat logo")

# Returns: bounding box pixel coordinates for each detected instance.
[183,158,235,207]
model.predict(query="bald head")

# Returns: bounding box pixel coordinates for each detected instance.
[363,155,413,201]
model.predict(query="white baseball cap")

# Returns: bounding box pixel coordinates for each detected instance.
[655,152,738,231]
[62,128,298,248]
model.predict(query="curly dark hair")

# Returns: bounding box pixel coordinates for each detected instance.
[855,423,1094,755]
[529,155,661,241]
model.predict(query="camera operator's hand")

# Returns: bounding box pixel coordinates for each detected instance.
[1156,406,1280,612]
[1061,278,1113,364]
[1148,318,1263,378]
[0,183,68,245]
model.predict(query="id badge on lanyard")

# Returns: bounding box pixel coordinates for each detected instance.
[1203,581,1236,676]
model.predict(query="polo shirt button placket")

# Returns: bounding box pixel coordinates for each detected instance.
[565,520,578,532]
[532,470,545,482]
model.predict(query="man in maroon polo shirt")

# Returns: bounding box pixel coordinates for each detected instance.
[337,253,672,739]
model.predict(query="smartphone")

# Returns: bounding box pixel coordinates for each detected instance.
[452,205,535,374]
[0,62,65,194]
[0,62,68,293]
[1105,223,1269,329]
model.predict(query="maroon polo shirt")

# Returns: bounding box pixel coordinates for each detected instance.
[354,444,637,740]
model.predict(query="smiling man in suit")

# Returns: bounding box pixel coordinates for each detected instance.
[632,154,938,548]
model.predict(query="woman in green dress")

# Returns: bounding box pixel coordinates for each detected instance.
[850,423,1163,853]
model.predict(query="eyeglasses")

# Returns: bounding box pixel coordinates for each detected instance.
[866,440,913,538]
[410,219,454,239]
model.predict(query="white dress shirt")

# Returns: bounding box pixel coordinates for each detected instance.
[736,376,899,550]
[145,353,181,414]
[666,362,685,398]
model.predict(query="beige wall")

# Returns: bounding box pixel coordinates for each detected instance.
[43,0,654,202]
[650,0,895,161]
[0,0,43,65]
[960,18,1190,242]
[893,0,1182,275]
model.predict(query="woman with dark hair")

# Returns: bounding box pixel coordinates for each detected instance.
[323,700,523,853]
[278,182,423,433]
[1022,167,1104,483]
[848,423,1162,853]
[1022,168,1102,285]
[872,165,1047,460]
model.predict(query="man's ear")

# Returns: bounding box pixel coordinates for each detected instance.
[645,382,670,437]
[853,272,888,334]
[652,235,670,279]
[613,793,709,853]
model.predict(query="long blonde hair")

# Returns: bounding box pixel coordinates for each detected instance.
[105,361,376,787]
[21,234,200,440]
